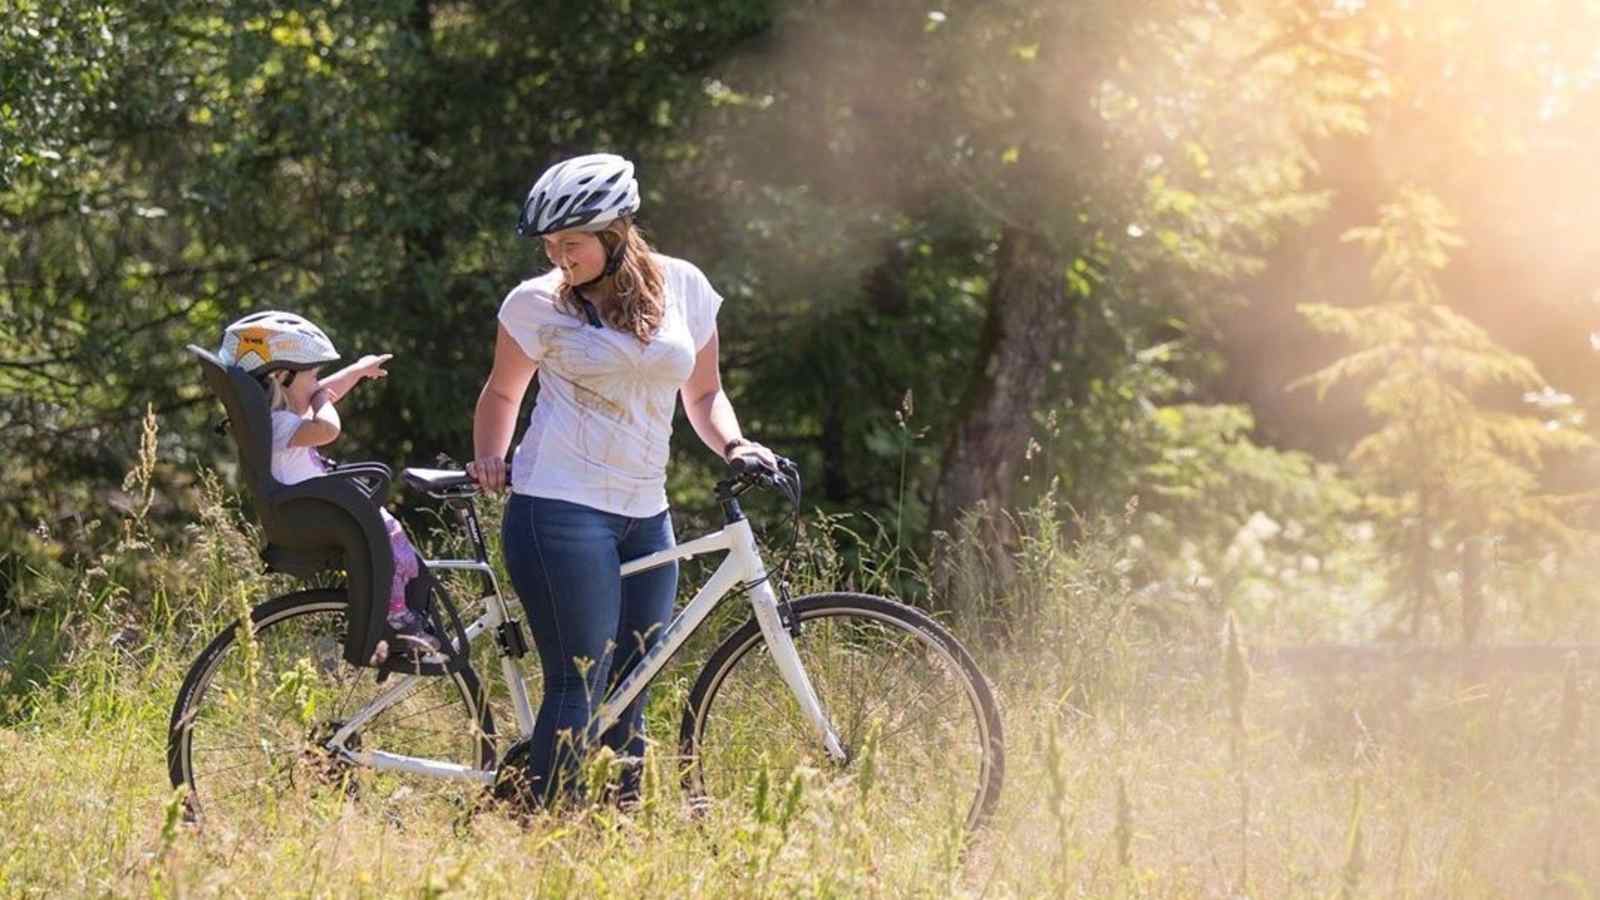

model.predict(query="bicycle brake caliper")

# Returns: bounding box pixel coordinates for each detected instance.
[777,582,801,639]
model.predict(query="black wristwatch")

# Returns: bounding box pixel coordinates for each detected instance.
[723,437,751,459]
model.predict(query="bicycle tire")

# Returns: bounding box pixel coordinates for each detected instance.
[167,589,496,822]
[680,592,1004,832]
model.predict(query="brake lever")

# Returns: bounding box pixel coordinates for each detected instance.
[727,454,801,507]
[770,456,802,507]
[755,454,800,506]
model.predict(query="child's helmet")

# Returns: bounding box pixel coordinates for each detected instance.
[516,153,640,237]
[218,311,339,375]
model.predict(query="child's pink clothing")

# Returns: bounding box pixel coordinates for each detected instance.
[270,409,418,622]
[382,508,419,608]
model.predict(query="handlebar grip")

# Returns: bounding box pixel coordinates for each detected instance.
[725,454,802,506]
[727,455,767,476]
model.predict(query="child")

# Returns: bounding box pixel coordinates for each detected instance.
[218,311,438,657]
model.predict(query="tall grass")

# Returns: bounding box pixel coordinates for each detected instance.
[1,412,1596,897]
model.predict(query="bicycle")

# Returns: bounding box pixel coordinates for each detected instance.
[166,459,1005,832]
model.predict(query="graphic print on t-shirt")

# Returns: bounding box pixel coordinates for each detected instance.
[536,324,630,421]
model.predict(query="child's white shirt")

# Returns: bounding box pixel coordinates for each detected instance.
[270,409,329,485]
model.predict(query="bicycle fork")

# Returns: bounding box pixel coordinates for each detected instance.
[746,579,849,765]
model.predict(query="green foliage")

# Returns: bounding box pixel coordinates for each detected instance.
[0,0,121,188]
[0,0,773,582]
[1134,400,1372,639]
[1295,188,1595,636]
[1013,338,1367,639]
[6,0,1600,650]
[690,0,1370,527]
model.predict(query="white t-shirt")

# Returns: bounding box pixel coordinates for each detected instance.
[497,254,723,517]
[270,409,329,485]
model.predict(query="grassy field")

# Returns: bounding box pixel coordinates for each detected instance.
[2,462,1596,897]
[2,634,1594,897]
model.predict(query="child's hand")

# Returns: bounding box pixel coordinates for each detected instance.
[352,354,393,381]
[318,354,393,403]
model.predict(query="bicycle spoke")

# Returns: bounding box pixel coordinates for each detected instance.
[384,696,460,725]
[189,741,283,754]
[878,687,965,743]
[173,596,490,821]
[842,636,872,739]
[687,597,1002,833]
[212,773,293,806]
[853,654,921,738]
[866,673,952,742]
[370,723,478,742]
[198,757,274,779]
[336,672,364,718]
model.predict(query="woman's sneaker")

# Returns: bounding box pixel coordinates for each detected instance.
[386,609,442,656]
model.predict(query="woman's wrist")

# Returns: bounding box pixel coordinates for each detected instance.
[722,436,750,460]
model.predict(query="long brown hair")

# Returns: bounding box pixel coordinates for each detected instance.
[556,218,665,342]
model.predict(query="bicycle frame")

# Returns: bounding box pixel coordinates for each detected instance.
[333,509,847,785]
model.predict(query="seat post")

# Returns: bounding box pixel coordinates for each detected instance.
[454,498,490,563]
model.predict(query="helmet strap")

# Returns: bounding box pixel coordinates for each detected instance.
[567,230,626,291]
[569,285,605,328]
[572,229,627,286]
[567,224,628,328]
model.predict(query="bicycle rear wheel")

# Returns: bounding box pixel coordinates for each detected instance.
[167,589,496,823]
[680,592,1004,832]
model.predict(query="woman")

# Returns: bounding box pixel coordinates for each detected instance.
[468,153,777,806]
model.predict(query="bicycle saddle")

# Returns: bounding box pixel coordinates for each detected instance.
[402,467,476,493]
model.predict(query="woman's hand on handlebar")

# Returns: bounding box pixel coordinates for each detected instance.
[466,456,509,493]
[726,443,802,506]
[726,438,779,472]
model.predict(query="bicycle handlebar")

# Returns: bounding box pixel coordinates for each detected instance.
[414,453,802,507]
[722,454,802,507]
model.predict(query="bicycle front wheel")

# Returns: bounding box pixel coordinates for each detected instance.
[167,589,496,823]
[681,592,1004,832]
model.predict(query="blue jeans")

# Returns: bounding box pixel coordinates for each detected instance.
[501,494,678,804]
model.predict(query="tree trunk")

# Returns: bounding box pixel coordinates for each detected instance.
[1460,536,1487,646]
[402,0,443,264]
[932,225,1074,573]
[1405,494,1436,639]
[819,396,849,503]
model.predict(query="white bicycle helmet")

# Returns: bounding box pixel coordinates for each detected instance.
[217,311,339,376]
[516,153,640,237]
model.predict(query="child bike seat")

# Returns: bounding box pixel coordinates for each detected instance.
[187,344,395,669]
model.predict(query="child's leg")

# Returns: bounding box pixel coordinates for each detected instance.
[380,508,419,620]
[378,510,437,654]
